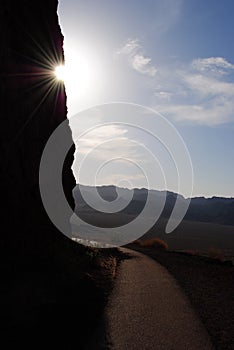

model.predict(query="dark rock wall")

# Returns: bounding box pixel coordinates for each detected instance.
[0,1,76,260]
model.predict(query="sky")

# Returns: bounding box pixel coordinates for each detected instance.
[58,0,234,198]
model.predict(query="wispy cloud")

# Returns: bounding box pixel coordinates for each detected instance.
[191,57,234,74]
[73,124,151,187]
[116,38,139,56]
[132,54,157,77]
[154,56,234,126]
[116,39,157,77]
[154,91,172,101]
[77,125,128,155]
[75,124,146,162]
[182,73,234,96]
[158,100,234,125]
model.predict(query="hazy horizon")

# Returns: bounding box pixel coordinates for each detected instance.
[76,182,234,200]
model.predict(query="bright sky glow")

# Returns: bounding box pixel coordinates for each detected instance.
[58,0,234,197]
[55,65,66,81]
[55,47,101,114]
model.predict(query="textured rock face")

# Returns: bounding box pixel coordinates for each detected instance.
[0,1,75,259]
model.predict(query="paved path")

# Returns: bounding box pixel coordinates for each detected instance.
[102,248,214,350]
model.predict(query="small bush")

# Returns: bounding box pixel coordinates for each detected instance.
[207,247,224,261]
[185,250,200,256]
[132,239,142,245]
[140,238,168,250]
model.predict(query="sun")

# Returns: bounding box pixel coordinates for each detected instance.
[53,46,103,115]
[54,48,93,89]
[55,65,66,81]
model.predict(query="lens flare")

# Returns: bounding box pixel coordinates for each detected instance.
[55,65,66,81]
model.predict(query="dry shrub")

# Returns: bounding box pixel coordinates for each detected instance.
[140,238,168,250]
[132,239,142,245]
[185,250,200,256]
[207,247,224,261]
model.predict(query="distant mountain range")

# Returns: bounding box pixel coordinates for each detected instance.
[73,184,234,226]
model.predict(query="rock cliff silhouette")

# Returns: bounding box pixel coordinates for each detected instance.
[0,0,84,273]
